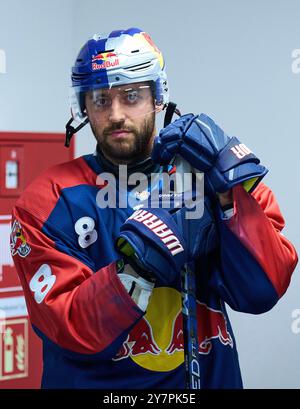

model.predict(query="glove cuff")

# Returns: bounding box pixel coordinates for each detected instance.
[118,265,155,312]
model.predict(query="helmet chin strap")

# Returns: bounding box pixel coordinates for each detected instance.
[65,115,89,147]
[64,102,181,148]
[163,101,181,127]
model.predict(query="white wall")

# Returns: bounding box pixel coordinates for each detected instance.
[0,0,73,132]
[71,0,300,387]
[1,0,299,388]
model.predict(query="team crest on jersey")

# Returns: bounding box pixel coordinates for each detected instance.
[10,219,31,258]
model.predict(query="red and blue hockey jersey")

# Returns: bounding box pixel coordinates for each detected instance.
[10,151,298,389]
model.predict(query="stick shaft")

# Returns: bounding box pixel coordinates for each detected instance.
[181,262,201,389]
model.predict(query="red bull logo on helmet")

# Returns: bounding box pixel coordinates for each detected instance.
[113,288,234,372]
[91,51,119,71]
[138,32,164,69]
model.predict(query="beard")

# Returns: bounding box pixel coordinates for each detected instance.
[90,113,155,164]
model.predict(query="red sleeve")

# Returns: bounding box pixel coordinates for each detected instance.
[226,182,298,298]
[11,206,143,355]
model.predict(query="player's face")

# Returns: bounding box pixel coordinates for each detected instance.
[85,82,156,164]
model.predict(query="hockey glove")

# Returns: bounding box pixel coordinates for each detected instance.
[151,113,268,194]
[116,208,186,286]
[116,201,217,286]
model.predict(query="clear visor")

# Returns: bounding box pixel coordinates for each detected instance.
[70,82,162,125]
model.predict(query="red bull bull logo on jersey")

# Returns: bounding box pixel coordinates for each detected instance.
[166,302,234,356]
[91,51,119,71]
[113,288,234,372]
[10,219,31,258]
[114,317,161,361]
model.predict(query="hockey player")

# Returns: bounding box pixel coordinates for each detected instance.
[10,28,298,389]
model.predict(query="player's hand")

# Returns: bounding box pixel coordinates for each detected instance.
[151,113,268,194]
[116,208,187,286]
[116,200,217,286]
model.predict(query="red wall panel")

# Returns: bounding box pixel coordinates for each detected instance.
[0,132,74,388]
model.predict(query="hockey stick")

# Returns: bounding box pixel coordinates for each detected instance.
[181,262,201,389]
[173,156,201,389]
[164,102,201,389]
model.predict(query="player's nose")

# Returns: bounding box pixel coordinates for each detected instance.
[108,97,126,123]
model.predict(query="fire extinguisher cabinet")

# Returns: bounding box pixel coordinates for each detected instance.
[0,132,74,388]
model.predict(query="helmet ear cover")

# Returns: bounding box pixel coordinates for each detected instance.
[150,81,157,104]
[79,92,86,116]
